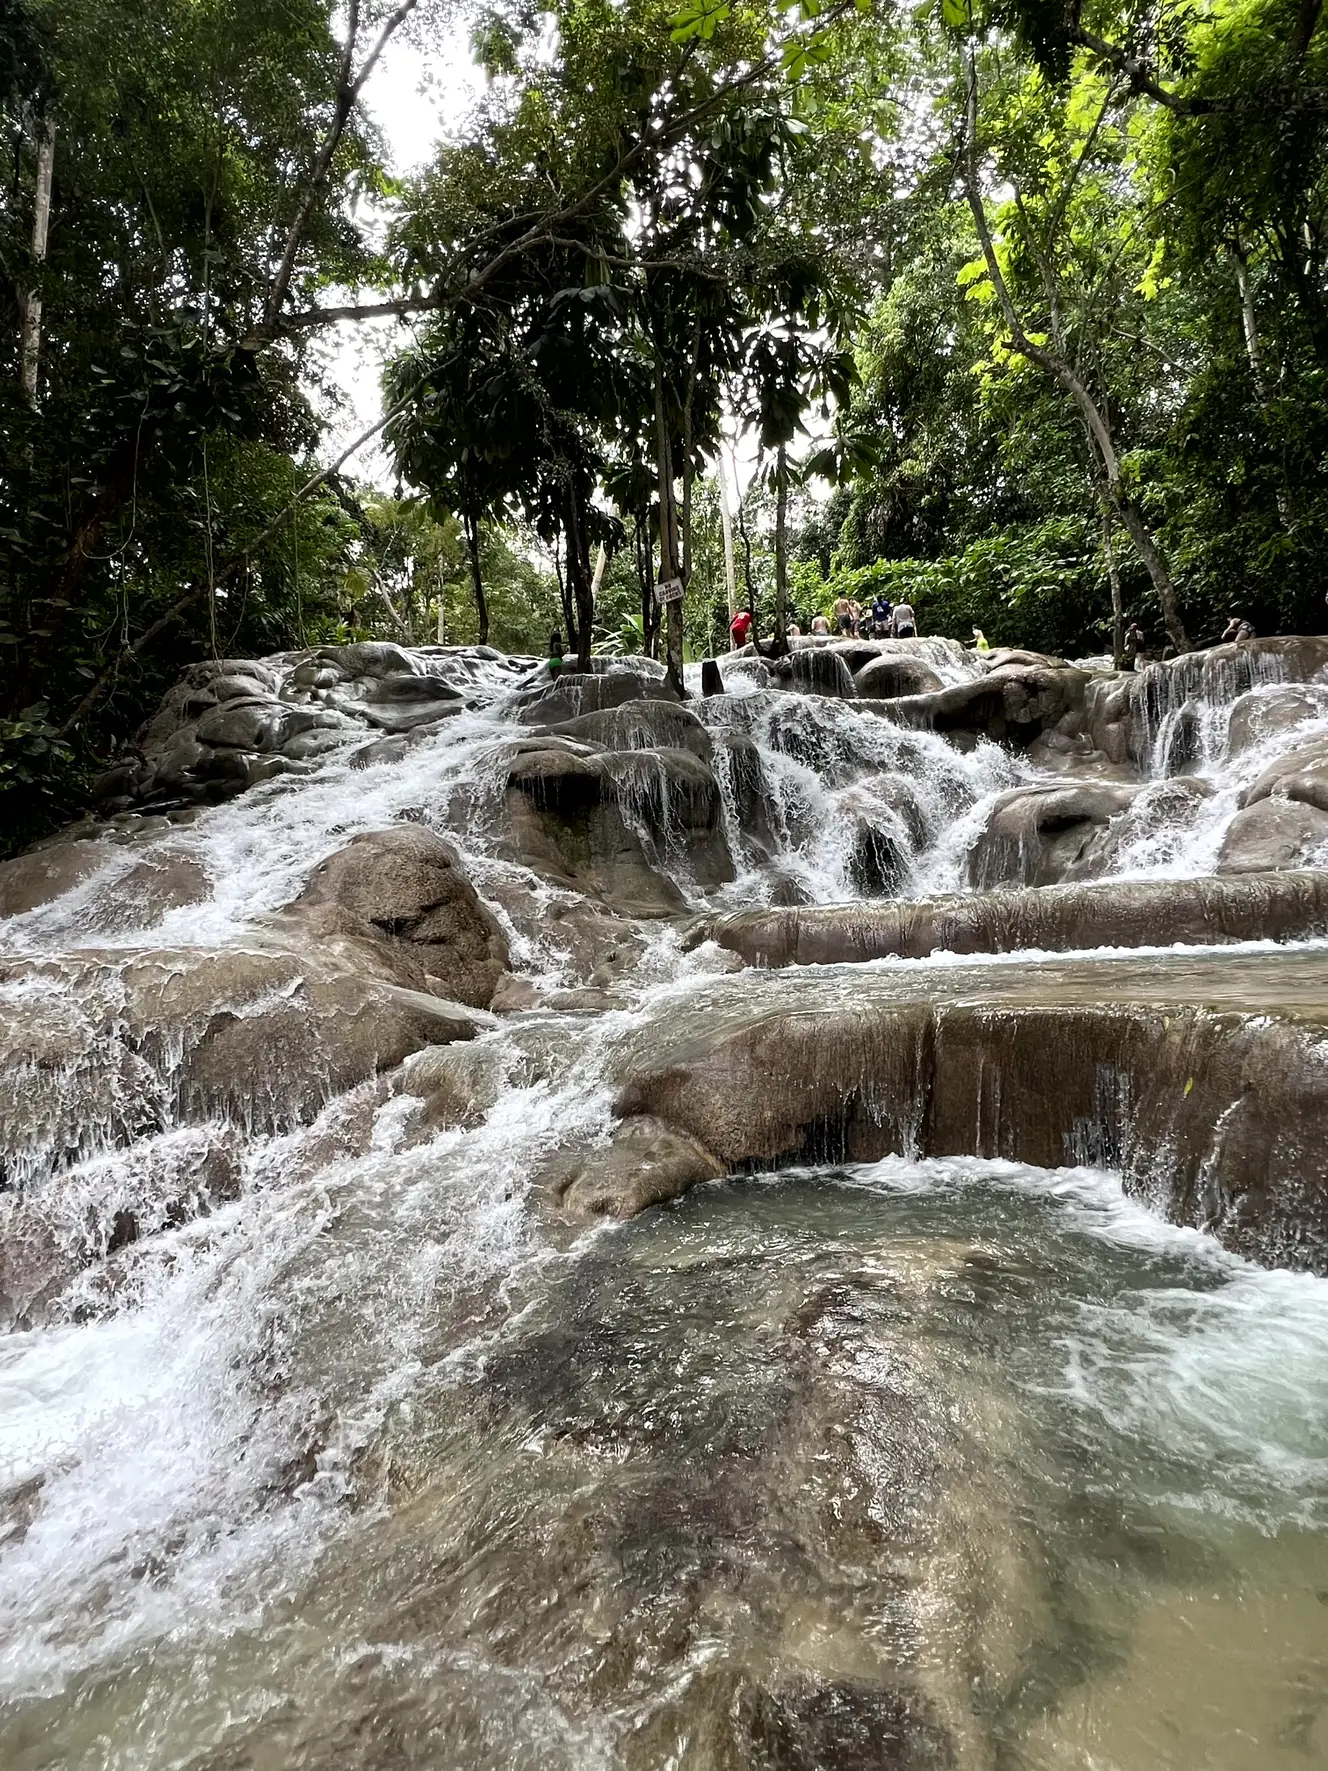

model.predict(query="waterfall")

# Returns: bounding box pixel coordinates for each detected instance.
[5,636,1328,1767]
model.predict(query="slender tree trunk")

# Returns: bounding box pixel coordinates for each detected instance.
[654,373,684,696]
[464,510,489,645]
[18,110,55,406]
[568,495,596,672]
[636,512,657,659]
[1231,245,1270,404]
[552,537,577,658]
[773,445,789,654]
[735,488,758,621]
[1231,243,1293,526]
[719,467,737,641]
[1103,504,1125,669]
[961,45,1190,653]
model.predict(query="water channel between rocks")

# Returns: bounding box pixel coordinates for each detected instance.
[5,638,1328,1768]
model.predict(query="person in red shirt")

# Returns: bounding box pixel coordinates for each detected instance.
[730,608,753,648]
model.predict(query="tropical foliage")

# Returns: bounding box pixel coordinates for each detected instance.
[6,0,1328,846]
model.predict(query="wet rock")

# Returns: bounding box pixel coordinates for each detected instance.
[313,640,421,679]
[714,729,779,857]
[350,735,411,769]
[543,699,714,762]
[1127,637,1328,769]
[542,1115,726,1220]
[0,940,469,1186]
[874,665,1092,749]
[1024,728,1136,780]
[194,703,288,751]
[0,838,113,916]
[354,671,469,733]
[503,742,733,914]
[0,1128,243,1331]
[783,648,858,698]
[732,1676,954,1770]
[515,657,680,726]
[981,647,1067,671]
[1218,798,1328,873]
[698,871,1328,967]
[480,875,649,989]
[401,1041,512,1132]
[853,653,944,699]
[611,963,1328,1270]
[490,972,546,1011]
[1241,733,1328,815]
[845,811,912,896]
[286,826,510,1008]
[966,781,1142,888]
[1227,683,1328,756]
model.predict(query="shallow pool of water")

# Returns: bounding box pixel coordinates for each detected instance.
[3,1156,1328,1770]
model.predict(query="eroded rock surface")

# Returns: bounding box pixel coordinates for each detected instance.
[610,953,1328,1270]
[540,1114,725,1221]
[502,741,733,913]
[0,938,479,1188]
[284,826,510,1008]
[699,870,1328,966]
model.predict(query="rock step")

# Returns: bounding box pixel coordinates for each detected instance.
[610,953,1328,1270]
[697,871,1328,967]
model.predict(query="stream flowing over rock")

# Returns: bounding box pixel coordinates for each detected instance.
[5,633,1328,1769]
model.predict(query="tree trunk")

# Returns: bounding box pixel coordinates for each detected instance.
[464,510,489,645]
[1232,243,1293,526]
[18,110,56,406]
[1103,504,1125,669]
[654,373,684,697]
[1231,245,1271,405]
[567,495,596,672]
[719,468,737,640]
[636,511,658,659]
[961,45,1190,653]
[773,445,789,653]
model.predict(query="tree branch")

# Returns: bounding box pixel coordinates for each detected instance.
[262,0,422,333]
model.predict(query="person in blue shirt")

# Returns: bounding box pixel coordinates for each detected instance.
[870,594,893,638]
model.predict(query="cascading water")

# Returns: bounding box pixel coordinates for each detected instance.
[5,634,1328,1768]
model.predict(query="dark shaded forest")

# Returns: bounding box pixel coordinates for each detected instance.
[4,0,1328,851]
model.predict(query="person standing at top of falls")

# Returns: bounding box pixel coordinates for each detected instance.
[832,595,856,636]
[890,601,917,639]
[810,612,831,636]
[972,627,990,653]
[548,631,565,677]
[1122,622,1148,669]
[871,593,893,638]
[730,607,753,649]
[1221,614,1257,643]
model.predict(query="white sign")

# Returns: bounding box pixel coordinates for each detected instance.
[656,577,684,605]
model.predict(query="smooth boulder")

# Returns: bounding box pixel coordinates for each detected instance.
[503,741,733,913]
[541,1115,725,1221]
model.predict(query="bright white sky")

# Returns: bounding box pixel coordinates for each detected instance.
[317,18,481,478]
[322,12,779,508]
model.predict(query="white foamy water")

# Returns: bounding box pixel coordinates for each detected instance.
[5,641,1328,1766]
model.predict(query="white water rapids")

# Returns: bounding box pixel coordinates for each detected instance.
[4,642,1328,1767]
